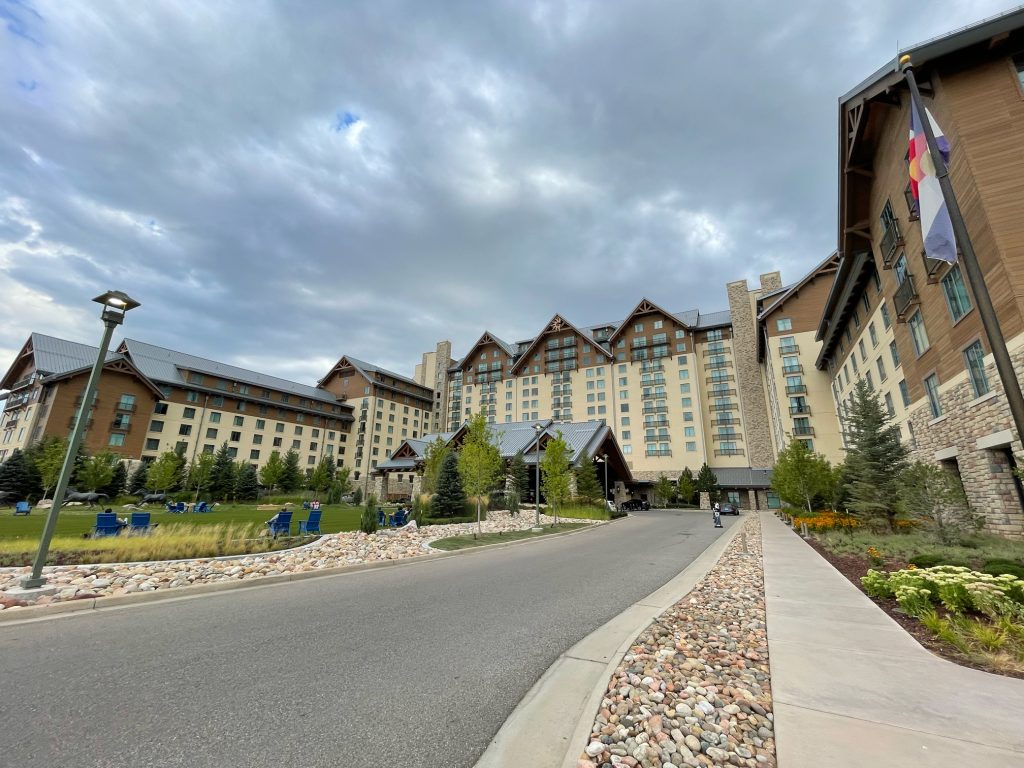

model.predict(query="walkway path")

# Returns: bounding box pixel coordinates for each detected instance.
[761,512,1024,768]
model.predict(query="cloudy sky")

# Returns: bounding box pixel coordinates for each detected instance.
[0,0,1014,385]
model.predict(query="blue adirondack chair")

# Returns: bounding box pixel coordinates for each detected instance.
[13,501,30,516]
[194,501,211,513]
[266,510,292,537]
[376,508,387,527]
[165,501,186,514]
[129,511,154,533]
[391,509,409,527]
[298,509,322,535]
[93,512,125,538]
[302,501,311,511]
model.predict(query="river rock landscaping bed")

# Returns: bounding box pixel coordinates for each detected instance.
[0,511,573,610]
[577,517,775,768]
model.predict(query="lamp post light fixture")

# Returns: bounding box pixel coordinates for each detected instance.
[596,453,609,505]
[17,290,141,592]
[533,423,543,530]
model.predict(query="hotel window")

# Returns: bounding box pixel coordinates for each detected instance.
[107,433,125,447]
[884,392,896,417]
[275,423,284,433]
[634,323,643,332]
[675,329,685,339]
[868,323,878,348]
[872,266,882,292]
[923,374,942,418]
[880,302,891,329]
[206,428,218,439]
[680,383,690,393]
[236,400,246,412]
[255,419,265,430]
[202,444,214,454]
[865,371,874,391]
[212,395,224,407]
[145,438,159,451]
[234,415,244,427]
[876,357,887,382]
[908,311,930,356]
[189,373,204,385]
[776,318,792,332]
[653,320,663,329]
[292,439,301,449]
[227,447,238,458]
[273,437,282,447]
[686,442,696,452]
[253,434,263,445]
[684,426,695,437]
[154,402,169,415]
[852,309,860,329]
[858,340,867,361]
[186,390,199,403]
[683,412,694,422]
[183,407,196,419]
[231,431,242,442]
[179,424,192,436]
[250,449,260,460]
[861,292,870,313]
[681,397,692,407]
[890,340,901,369]
[899,379,910,407]
[620,403,629,413]
[150,420,164,432]
[964,341,990,397]
[942,265,971,323]
[1015,53,1024,88]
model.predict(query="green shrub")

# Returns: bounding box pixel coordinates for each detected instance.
[861,569,894,599]
[909,553,970,569]
[423,516,477,525]
[359,494,378,534]
[352,487,363,505]
[981,560,1024,580]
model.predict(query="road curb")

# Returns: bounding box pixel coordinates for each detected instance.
[474,515,746,768]
[0,518,617,625]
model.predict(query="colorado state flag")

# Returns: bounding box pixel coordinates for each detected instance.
[908,102,957,263]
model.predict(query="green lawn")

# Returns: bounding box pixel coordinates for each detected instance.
[816,529,1024,566]
[429,522,588,551]
[0,503,362,542]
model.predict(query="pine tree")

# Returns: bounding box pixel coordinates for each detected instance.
[280,449,303,493]
[234,463,260,501]
[695,463,719,502]
[677,467,696,505]
[844,378,908,529]
[509,450,530,498]
[129,462,149,494]
[0,449,33,500]
[431,450,466,518]
[574,460,602,506]
[208,443,236,501]
[102,461,127,498]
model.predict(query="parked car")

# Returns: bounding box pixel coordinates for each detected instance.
[619,499,651,512]
[720,503,740,516]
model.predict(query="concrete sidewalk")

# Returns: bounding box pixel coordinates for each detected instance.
[761,512,1024,768]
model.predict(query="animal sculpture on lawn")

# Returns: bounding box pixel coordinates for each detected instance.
[137,492,167,504]
[64,489,109,507]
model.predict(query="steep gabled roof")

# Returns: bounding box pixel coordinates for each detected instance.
[320,355,430,395]
[509,314,612,375]
[1,333,121,390]
[758,253,840,320]
[454,331,518,371]
[41,353,165,399]
[120,339,340,405]
[607,298,690,343]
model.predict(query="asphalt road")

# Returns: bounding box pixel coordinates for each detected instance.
[0,509,736,768]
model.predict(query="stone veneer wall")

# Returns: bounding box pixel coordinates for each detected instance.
[432,340,452,433]
[906,344,1024,538]
[726,275,779,468]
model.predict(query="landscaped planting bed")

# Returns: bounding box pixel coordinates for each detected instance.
[790,519,1024,678]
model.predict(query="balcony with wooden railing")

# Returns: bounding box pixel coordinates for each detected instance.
[644,434,670,443]
[792,425,815,437]
[715,432,742,442]
[781,364,803,375]
[645,448,672,457]
[110,420,132,433]
[711,417,738,427]
[894,274,920,319]
[920,249,945,283]
[785,384,807,395]
[708,388,737,397]
[641,390,667,401]
[714,448,745,456]
[641,405,669,415]
[704,360,733,370]
[639,361,664,373]
[702,345,729,357]
[777,344,800,355]
[789,404,812,415]
[706,374,735,385]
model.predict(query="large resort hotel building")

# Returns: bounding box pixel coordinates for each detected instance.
[2,9,1024,534]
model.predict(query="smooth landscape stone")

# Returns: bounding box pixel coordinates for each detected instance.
[577,519,776,768]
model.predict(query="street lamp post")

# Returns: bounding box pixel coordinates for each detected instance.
[533,423,543,528]
[18,291,140,592]
[601,453,609,504]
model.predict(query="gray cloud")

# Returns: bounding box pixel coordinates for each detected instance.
[0,0,1014,384]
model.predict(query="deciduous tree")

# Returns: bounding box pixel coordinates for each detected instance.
[77,452,120,492]
[898,461,976,544]
[259,451,286,495]
[771,439,832,514]
[540,432,572,524]
[422,437,449,494]
[653,474,675,508]
[147,451,182,494]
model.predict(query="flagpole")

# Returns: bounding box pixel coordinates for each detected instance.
[900,54,1024,448]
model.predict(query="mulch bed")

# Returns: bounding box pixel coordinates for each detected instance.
[797,531,1024,680]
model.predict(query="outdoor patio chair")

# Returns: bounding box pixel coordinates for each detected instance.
[391,509,408,527]
[266,510,292,537]
[13,501,31,516]
[194,501,211,513]
[377,509,386,527]
[93,512,125,538]
[129,511,154,533]
[298,509,322,535]
[166,501,186,514]
[302,501,311,511]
